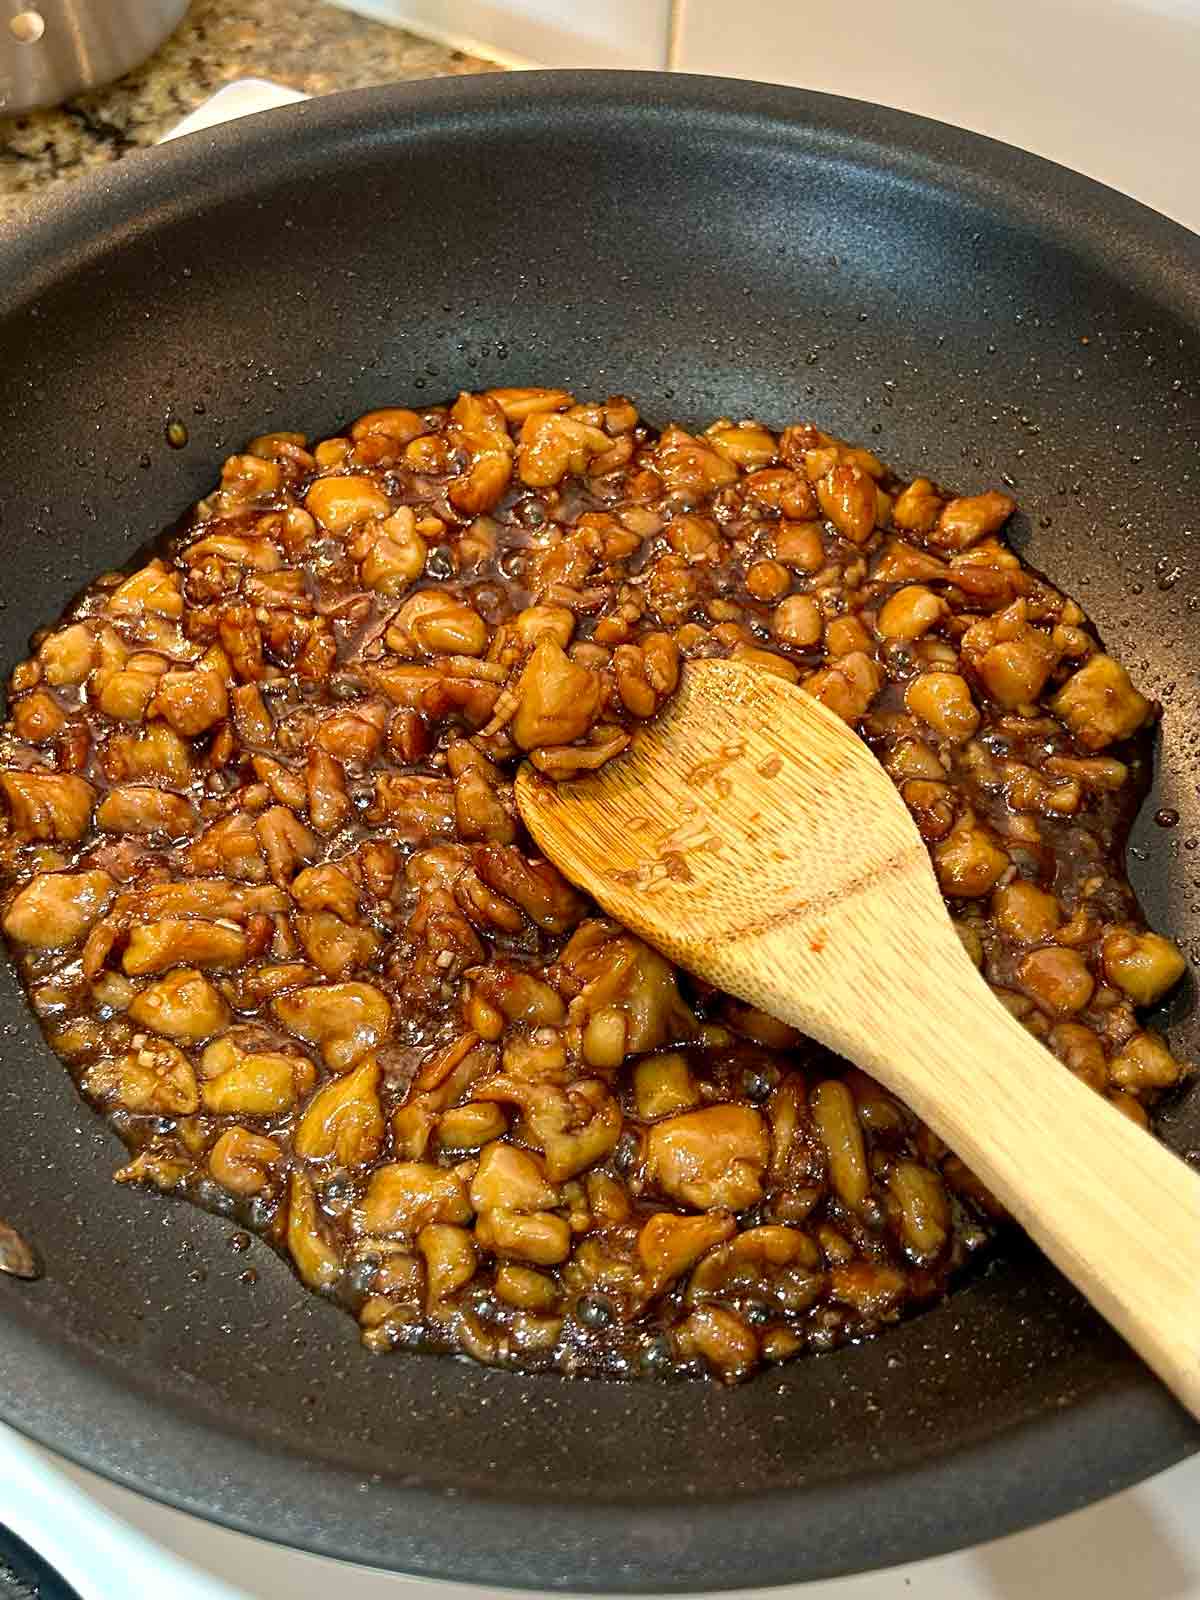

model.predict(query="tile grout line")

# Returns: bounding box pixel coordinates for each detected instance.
[666,0,687,69]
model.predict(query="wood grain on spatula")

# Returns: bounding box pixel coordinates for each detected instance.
[516,657,1200,1419]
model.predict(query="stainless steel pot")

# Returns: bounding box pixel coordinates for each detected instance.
[0,0,188,114]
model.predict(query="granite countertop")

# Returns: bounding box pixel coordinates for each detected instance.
[0,0,500,219]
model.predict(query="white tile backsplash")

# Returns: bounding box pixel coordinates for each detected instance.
[333,0,673,68]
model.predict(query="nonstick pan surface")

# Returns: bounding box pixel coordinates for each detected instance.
[0,71,1197,1592]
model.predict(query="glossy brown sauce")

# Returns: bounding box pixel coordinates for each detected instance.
[0,390,1187,1381]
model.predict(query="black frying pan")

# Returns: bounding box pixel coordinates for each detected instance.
[0,72,1197,1593]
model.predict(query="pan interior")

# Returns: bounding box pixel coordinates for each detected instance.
[0,72,1196,1592]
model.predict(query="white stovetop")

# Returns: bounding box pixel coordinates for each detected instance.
[3,71,1198,1600]
[3,1422,1199,1600]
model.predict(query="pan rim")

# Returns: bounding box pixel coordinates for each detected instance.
[0,68,1197,1591]
[2,69,1198,314]
[1,1285,1194,1592]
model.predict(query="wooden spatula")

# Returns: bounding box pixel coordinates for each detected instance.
[516,656,1200,1418]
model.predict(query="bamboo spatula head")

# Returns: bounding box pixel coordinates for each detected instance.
[515,657,970,1073]
[516,657,1200,1423]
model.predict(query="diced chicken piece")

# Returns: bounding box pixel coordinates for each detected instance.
[290,864,359,922]
[1,772,95,842]
[95,786,194,838]
[294,1058,384,1166]
[357,1162,472,1235]
[152,669,229,736]
[122,919,248,976]
[255,806,317,886]
[1050,654,1152,749]
[273,980,392,1070]
[127,968,229,1041]
[126,880,287,921]
[294,911,379,978]
[85,1039,198,1115]
[511,639,603,751]
[645,1106,769,1211]
[108,561,184,619]
[3,870,113,948]
[38,623,97,687]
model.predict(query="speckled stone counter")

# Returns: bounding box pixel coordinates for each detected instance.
[0,0,500,219]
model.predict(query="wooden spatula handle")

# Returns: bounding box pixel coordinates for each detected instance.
[926,1002,1198,1415]
[771,950,1200,1419]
